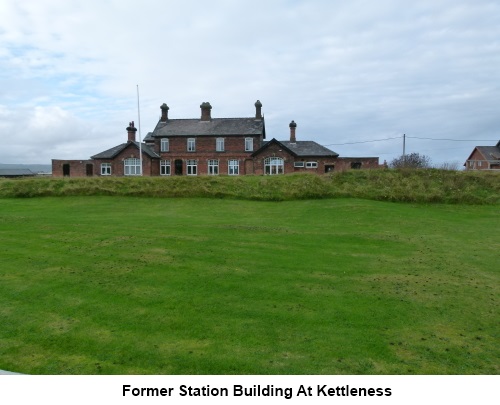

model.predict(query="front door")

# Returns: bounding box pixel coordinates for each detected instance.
[175,159,183,175]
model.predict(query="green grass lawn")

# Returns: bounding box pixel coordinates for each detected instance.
[0,197,498,374]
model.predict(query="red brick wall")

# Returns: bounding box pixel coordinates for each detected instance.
[53,145,159,177]
[251,142,338,175]
[53,136,380,177]
[52,160,94,177]
[154,135,263,155]
[94,145,158,177]
[465,148,489,170]
[334,157,380,171]
[155,135,263,175]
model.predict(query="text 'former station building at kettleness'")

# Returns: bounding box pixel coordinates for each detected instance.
[52,101,380,177]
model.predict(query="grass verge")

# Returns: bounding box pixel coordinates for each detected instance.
[0,197,498,374]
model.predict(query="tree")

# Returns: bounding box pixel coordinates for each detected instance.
[390,153,431,169]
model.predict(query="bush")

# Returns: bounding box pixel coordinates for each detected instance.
[0,170,498,204]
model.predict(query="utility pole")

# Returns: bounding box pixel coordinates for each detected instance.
[402,133,406,167]
[137,85,143,176]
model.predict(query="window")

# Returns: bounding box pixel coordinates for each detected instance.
[294,161,305,168]
[350,162,362,169]
[161,138,169,152]
[228,159,239,175]
[216,138,225,152]
[187,159,197,175]
[264,157,284,175]
[306,161,318,168]
[187,138,196,152]
[478,161,482,167]
[101,163,111,176]
[208,159,219,175]
[245,138,253,152]
[160,160,171,175]
[124,158,141,175]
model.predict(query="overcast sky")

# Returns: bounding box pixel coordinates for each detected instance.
[1,0,499,166]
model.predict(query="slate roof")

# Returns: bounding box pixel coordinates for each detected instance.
[145,117,266,140]
[0,168,36,177]
[91,141,160,159]
[465,141,500,163]
[252,139,338,157]
[476,146,500,161]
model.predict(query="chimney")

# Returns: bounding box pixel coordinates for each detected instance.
[289,120,297,143]
[200,102,212,121]
[127,121,137,142]
[160,103,169,122]
[255,100,262,119]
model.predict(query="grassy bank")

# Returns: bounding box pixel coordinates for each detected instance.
[0,197,498,374]
[0,169,498,203]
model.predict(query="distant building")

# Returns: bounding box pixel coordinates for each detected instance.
[464,140,500,170]
[0,169,36,178]
[52,100,379,177]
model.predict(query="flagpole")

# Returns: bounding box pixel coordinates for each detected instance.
[137,84,143,176]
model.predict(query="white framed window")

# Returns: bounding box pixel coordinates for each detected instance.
[294,161,305,168]
[478,161,482,167]
[160,160,171,175]
[265,157,284,175]
[228,159,239,175]
[306,161,318,168]
[187,138,196,152]
[124,158,141,176]
[187,159,197,175]
[161,138,169,152]
[245,138,253,152]
[101,163,111,175]
[216,138,225,152]
[208,159,219,175]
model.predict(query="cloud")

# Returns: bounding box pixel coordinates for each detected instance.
[0,0,499,165]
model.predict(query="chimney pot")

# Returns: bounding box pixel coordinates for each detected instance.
[126,121,137,142]
[200,102,212,121]
[160,103,169,122]
[289,120,297,142]
[255,100,262,119]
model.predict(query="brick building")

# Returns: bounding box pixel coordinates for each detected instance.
[52,100,379,177]
[464,141,500,170]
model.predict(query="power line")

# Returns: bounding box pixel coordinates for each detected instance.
[407,136,497,142]
[323,135,402,146]
[323,135,497,147]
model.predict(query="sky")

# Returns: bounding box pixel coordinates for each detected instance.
[1,0,499,167]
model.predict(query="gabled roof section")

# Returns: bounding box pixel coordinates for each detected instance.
[465,142,500,163]
[149,117,266,138]
[91,141,160,159]
[252,138,338,158]
[478,146,500,160]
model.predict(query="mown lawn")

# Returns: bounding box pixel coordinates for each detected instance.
[0,197,498,374]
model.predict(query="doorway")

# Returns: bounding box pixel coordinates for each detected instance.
[175,159,183,175]
[63,164,70,177]
[86,164,93,176]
